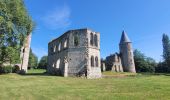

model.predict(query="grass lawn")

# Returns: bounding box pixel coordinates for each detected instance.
[0,70,170,100]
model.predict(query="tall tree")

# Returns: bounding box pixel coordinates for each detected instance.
[0,0,34,47]
[162,34,170,67]
[0,0,34,71]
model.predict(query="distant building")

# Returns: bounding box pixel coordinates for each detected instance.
[47,28,102,79]
[105,31,136,73]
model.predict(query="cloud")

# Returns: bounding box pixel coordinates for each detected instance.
[31,47,47,60]
[42,4,71,30]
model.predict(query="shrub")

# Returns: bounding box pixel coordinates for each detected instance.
[0,65,13,74]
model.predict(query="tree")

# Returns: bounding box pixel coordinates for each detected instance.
[156,62,168,73]
[134,49,157,73]
[156,34,170,73]
[0,0,34,71]
[28,49,38,69]
[162,34,170,68]
[0,0,34,47]
[0,46,20,65]
[38,56,48,69]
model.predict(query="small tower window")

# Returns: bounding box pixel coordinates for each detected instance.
[94,34,98,47]
[90,33,94,46]
[95,56,99,67]
[91,56,94,67]
[74,35,79,46]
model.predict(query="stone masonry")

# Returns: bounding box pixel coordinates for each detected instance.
[105,31,136,73]
[47,28,102,79]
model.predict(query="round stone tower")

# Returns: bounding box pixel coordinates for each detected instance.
[119,31,136,73]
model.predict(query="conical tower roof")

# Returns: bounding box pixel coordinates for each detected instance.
[119,30,131,44]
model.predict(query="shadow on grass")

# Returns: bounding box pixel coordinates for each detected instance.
[24,72,48,76]
[18,69,51,76]
[20,72,51,76]
[139,72,170,76]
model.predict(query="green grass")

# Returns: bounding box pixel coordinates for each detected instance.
[0,70,170,100]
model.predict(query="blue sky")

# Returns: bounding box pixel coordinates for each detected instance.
[25,0,170,62]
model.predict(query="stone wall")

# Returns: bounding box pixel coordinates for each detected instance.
[20,33,32,73]
[105,53,123,72]
[48,28,102,79]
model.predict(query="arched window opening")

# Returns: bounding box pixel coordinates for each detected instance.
[54,46,56,52]
[58,43,61,51]
[95,56,98,67]
[56,58,60,68]
[74,35,79,46]
[64,39,67,48]
[90,33,93,46]
[91,56,94,67]
[94,34,98,47]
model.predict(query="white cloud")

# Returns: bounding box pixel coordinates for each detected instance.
[42,4,71,30]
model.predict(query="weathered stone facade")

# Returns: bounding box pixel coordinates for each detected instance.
[106,53,123,72]
[20,33,32,73]
[105,31,136,73]
[47,28,102,79]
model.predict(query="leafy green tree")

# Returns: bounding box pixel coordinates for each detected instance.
[0,47,20,65]
[28,49,38,69]
[156,62,168,73]
[38,56,48,69]
[0,0,34,66]
[0,0,34,47]
[134,49,157,73]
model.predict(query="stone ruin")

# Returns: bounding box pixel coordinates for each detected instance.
[47,28,102,79]
[47,29,136,79]
[104,31,136,73]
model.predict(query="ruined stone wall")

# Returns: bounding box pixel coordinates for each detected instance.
[48,28,102,79]
[105,53,123,72]
[47,33,69,75]
[20,33,32,72]
[67,29,87,76]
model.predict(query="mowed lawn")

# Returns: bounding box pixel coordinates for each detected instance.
[0,70,170,100]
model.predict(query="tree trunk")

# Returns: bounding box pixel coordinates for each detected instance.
[20,33,32,73]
